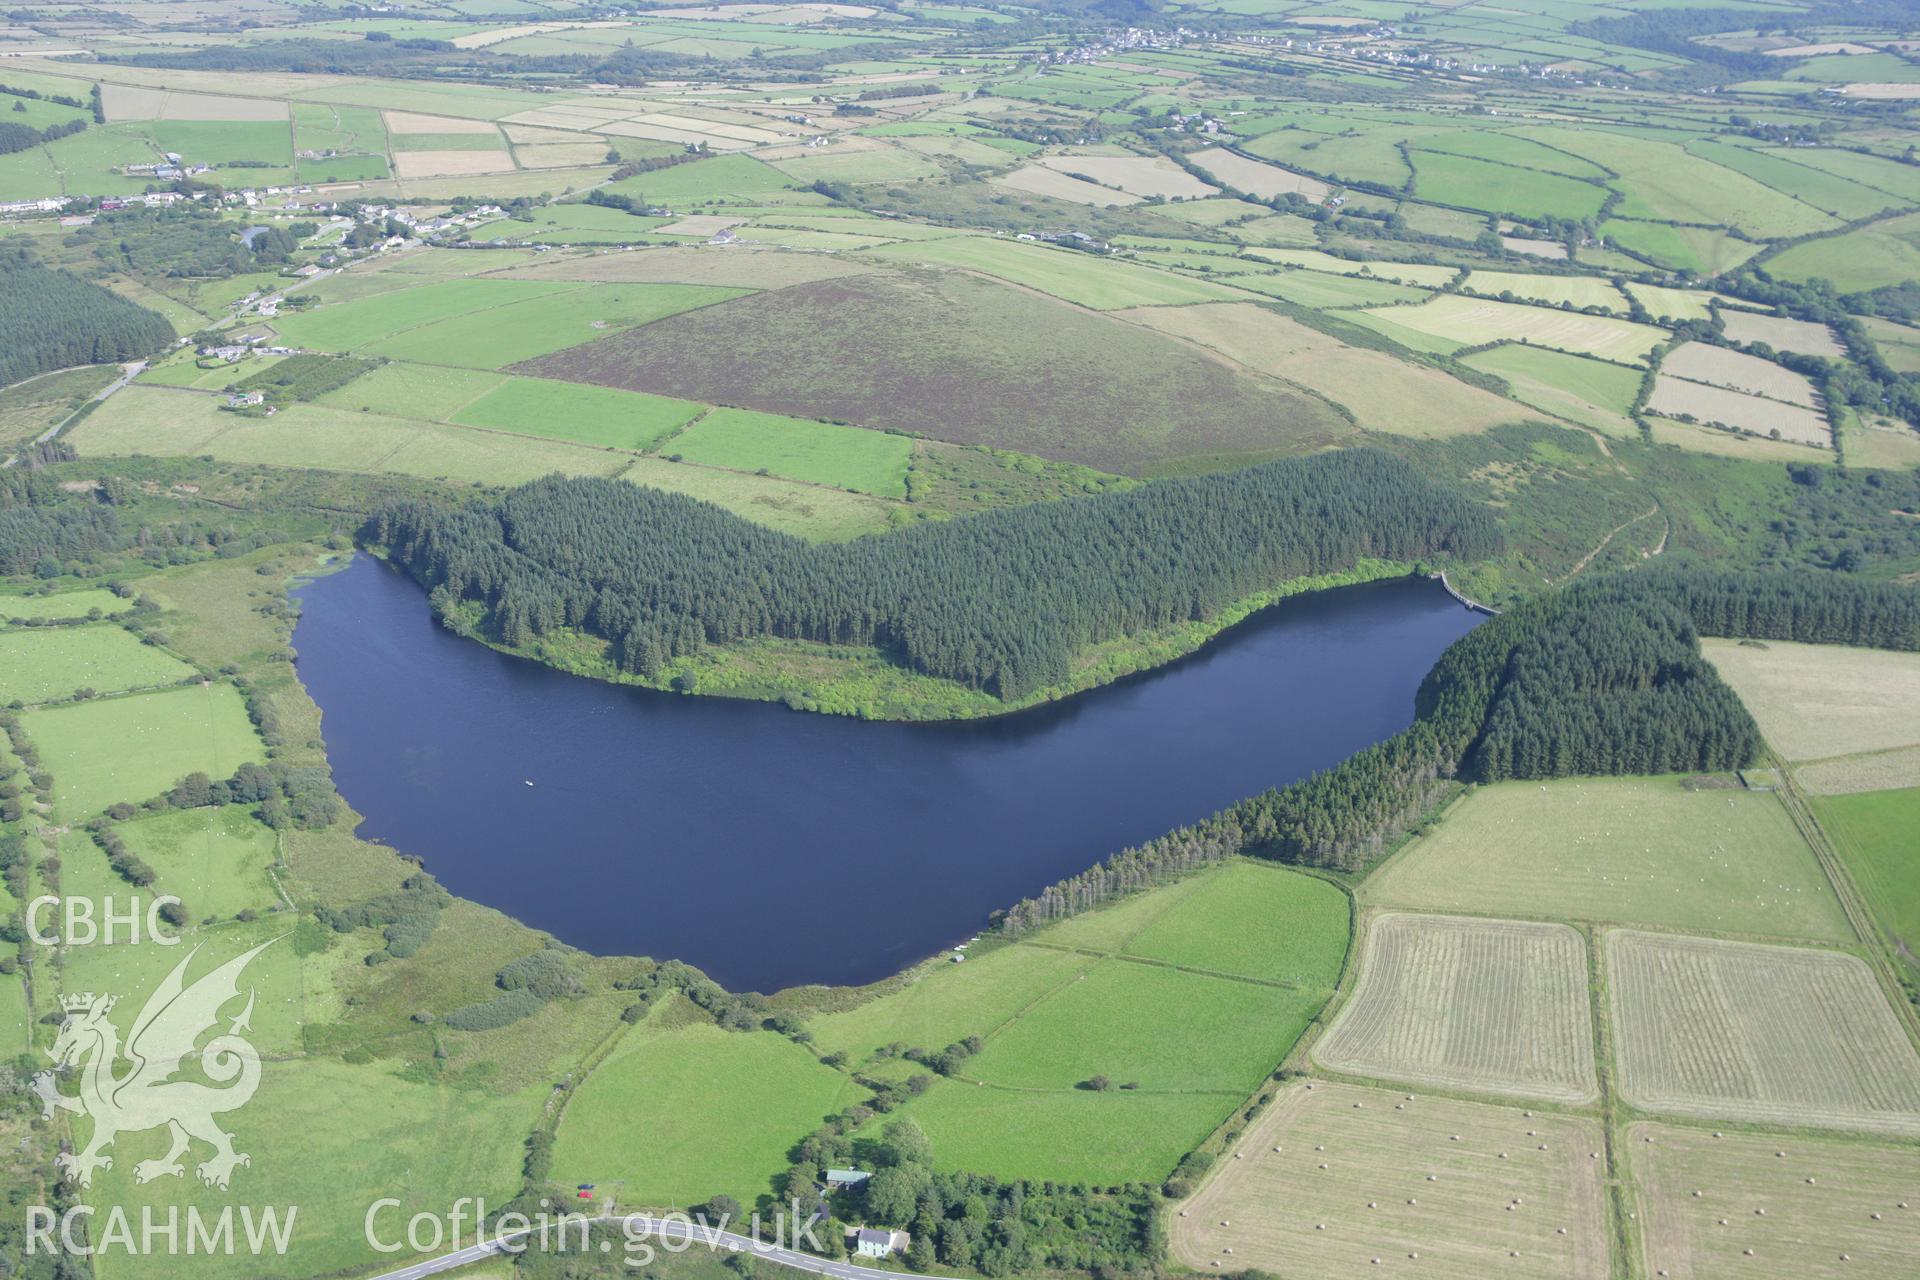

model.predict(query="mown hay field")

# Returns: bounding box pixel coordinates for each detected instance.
[1627,1121,1920,1280]
[1646,374,1830,446]
[1660,342,1820,405]
[1719,309,1846,358]
[1363,778,1852,943]
[1606,930,1920,1136]
[1700,639,1920,766]
[1119,302,1524,438]
[1361,296,1668,365]
[1035,153,1217,199]
[1188,147,1329,199]
[863,234,1253,309]
[0,623,196,705]
[1315,914,1596,1104]
[1172,1081,1608,1280]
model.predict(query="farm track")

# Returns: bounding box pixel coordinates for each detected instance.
[1562,502,1661,581]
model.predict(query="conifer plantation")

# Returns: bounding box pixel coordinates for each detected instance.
[372,451,1501,700]
[0,248,174,388]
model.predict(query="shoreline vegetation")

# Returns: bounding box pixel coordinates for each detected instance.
[372,551,1420,721]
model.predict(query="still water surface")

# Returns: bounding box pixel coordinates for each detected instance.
[294,556,1482,991]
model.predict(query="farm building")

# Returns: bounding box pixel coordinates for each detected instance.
[825,1168,871,1188]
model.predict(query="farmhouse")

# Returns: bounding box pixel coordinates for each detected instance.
[825,1168,870,1188]
[851,1228,909,1258]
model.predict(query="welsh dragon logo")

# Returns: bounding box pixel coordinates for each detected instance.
[32,940,275,1191]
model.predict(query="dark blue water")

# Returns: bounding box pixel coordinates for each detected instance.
[293,557,1481,992]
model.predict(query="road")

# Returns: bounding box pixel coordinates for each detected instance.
[2,360,144,469]
[367,1213,917,1280]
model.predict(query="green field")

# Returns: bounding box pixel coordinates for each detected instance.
[1412,152,1607,222]
[0,624,196,705]
[1814,786,1920,968]
[1461,343,1642,435]
[0,587,131,621]
[602,152,798,204]
[366,282,748,368]
[452,377,704,450]
[1364,777,1853,943]
[20,682,265,819]
[1032,860,1349,987]
[665,408,914,497]
[269,278,575,351]
[858,1082,1235,1185]
[115,804,283,920]
[550,1019,852,1206]
[313,360,507,419]
[810,862,1347,1181]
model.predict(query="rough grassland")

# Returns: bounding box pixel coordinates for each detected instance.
[1607,930,1920,1136]
[1701,639,1920,765]
[21,682,264,819]
[550,1020,852,1207]
[665,407,914,497]
[0,624,194,705]
[1315,914,1597,1104]
[1812,787,1920,969]
[1173,1081,1608,1280]
[1362,296,1668,365]
[1363,778,1852,943]
[519,271,1352,473]
[1627,1121,1920,1280]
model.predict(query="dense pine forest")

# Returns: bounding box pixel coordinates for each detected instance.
[0,248,173,390]
[1000,565,1918,930]
[370,451,1501,700]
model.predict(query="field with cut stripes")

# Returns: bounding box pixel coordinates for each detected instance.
[1315,914,1597,1104]
[1607,931,1920,1136]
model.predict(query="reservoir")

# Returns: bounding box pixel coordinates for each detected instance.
[294,556,1482,993]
